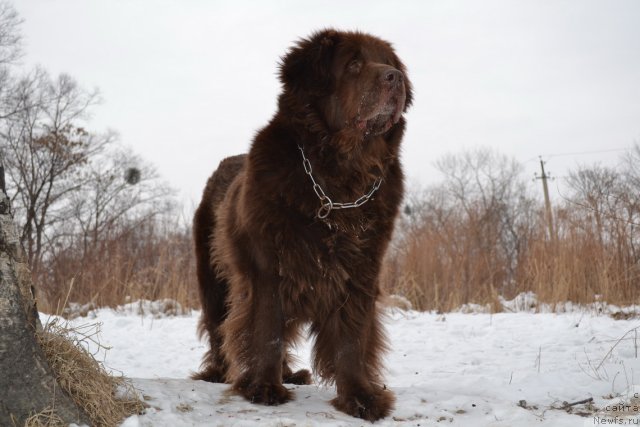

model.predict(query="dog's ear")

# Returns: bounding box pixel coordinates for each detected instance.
[279,29,339,99]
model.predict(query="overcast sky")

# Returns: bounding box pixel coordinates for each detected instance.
[14,0,640,207]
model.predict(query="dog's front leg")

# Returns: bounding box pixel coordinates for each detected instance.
[313,287,394,421]
[222,275,292,405]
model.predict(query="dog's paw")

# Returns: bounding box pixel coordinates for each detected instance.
[191,366,226,383]
[331,386,395,422]
[283,368,312,385]
[236,381,293,406]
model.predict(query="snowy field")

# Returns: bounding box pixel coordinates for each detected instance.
[52,301,640,426]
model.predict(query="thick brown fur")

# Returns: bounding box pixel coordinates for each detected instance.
[193,29,412,422]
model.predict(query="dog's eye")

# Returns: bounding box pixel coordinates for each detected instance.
[347,59,362,74]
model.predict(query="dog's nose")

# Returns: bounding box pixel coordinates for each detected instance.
[381,68,403,85]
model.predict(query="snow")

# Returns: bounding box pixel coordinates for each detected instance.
[47,302,640,426]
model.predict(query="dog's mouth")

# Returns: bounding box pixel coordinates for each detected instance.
[355,90,406,136]
[361,112,394,135]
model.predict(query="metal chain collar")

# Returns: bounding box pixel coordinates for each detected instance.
[297,145,383,219]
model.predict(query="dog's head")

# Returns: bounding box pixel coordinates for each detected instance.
[279,29,412,138]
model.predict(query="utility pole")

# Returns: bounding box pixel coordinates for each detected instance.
[536,157,555,241]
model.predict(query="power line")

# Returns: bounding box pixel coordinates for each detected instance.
[524,147,631,163]
[544,147,630,160]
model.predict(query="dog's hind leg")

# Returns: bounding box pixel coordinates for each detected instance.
[191,196,230,383]
[191,156,246,382]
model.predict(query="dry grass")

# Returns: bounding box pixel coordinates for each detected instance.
[36,223,197,314]
[383,217,640,313]
[32,318,145,427]
[383,196,640,313]
[23,409,65,427]
[519,230,640,307]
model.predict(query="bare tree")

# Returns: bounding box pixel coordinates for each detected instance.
[435,147,535,283]
[0,68,112,273]
[566,164,619,244]
[64,145,175,257]
[388,148,539,309]
[564,149,640,264]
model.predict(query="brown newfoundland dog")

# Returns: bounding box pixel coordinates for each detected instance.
[193,29,412,421]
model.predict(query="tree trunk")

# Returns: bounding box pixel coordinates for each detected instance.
[0,166,89,426]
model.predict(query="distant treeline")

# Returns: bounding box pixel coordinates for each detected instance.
[383,146,640,311]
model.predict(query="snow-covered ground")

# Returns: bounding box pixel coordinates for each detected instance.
[51,301,640,426]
